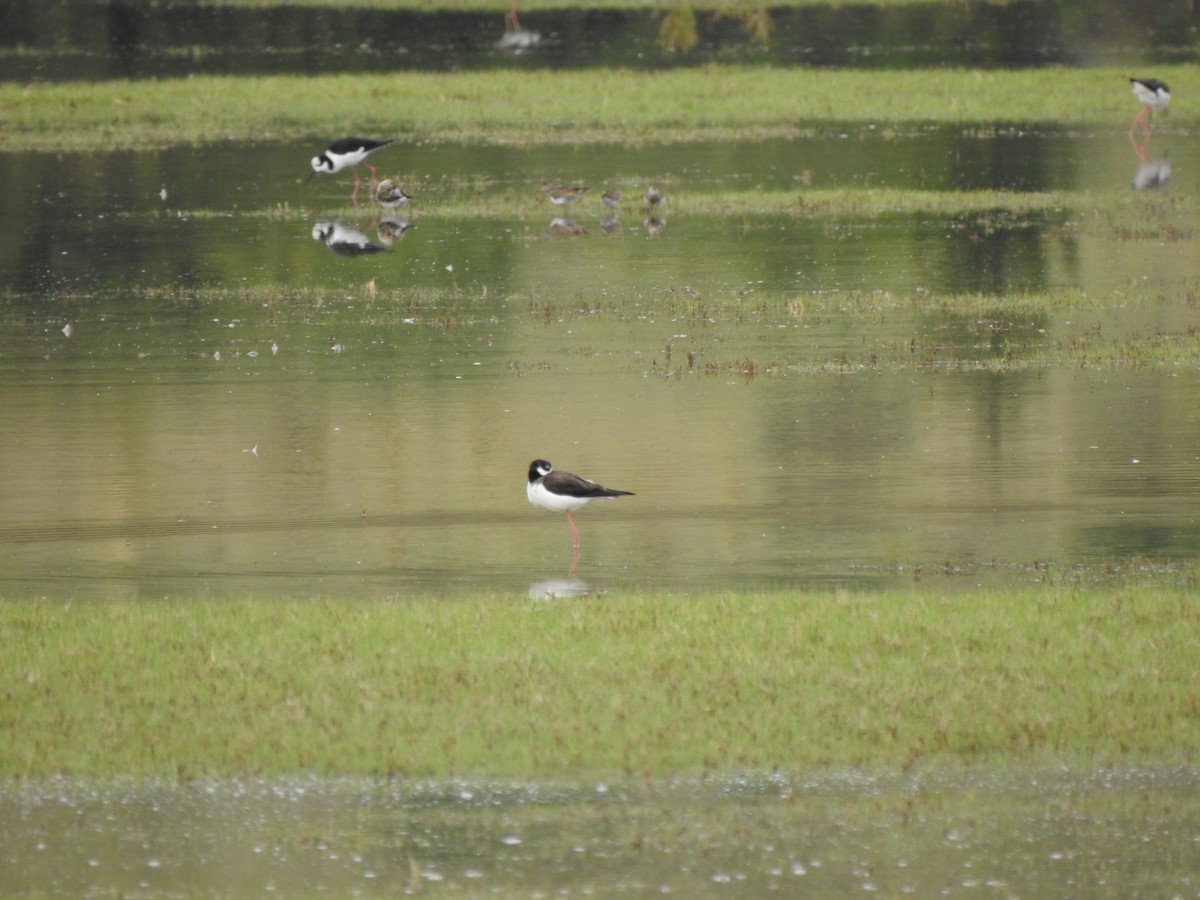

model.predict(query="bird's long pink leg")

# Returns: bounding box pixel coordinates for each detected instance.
[1129,106,1149,138]
[365,161,379,189]
[566,511,581,549]
[350,168,362,206]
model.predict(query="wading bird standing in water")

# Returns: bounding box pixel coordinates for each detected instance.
[309,138,393,205]
[1129,78,1170,138]
[526,459,633,549]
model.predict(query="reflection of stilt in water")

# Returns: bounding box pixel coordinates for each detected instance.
[527,548,588,598]
[311,221,387,256]
[1131,152,1171,191]
[1129,127,1150,164]
[498,0,540,52]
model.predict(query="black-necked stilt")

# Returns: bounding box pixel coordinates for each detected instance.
[542,183,590,206]
[527,459,633,549]
[1129,78,1170,135]
[310,138,393,203]
[601,189,621,209]
[375,179,411,208]
[642,186,665,209]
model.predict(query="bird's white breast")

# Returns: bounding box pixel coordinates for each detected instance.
[528,479,589,513]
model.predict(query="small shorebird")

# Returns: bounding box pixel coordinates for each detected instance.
[1129,78,1170,136]
[526,459,633,549]
[601,189,621,209]
[310,138,393,203]
[642,186,665,209]
[542,183,590,206]
[375,179,411,208]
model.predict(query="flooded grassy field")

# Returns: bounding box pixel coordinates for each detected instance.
[2,129,1198,597]
[3,1,1200,896]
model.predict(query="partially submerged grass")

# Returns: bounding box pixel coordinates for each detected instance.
[233,185,1198,242]
[3,586,1197,779]
[1,65,1196,152]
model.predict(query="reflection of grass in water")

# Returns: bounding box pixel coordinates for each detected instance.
[1,64,1196,151]
[248,187,1195,230]
[2,580,1197,778]
[114,280,1200,373]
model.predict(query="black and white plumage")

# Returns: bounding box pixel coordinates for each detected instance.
[311,138,393,177]
[1131,78,1170,112]
[311,221,386,257]
[310,138,393,203]
[1130,78,1170,134]
[526,459,633,549]
[1132,156,1171,191]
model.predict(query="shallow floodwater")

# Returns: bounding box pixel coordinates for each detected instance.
[2,768,1198,897]
[3,11,1200,900]
[1,127,1199,597]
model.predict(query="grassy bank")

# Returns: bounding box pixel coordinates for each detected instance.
[3,588,1197,779]
[2,65,1196,152]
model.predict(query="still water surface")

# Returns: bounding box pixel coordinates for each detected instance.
[1,127,1198,598]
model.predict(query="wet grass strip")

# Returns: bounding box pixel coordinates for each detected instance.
[3,588,1197,779]
[1,65,1196,152]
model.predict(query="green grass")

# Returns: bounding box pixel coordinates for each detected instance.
[1,65,1195,152]
[3,586,1198,779]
